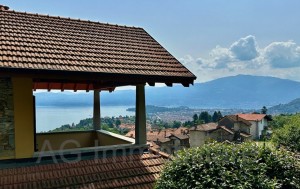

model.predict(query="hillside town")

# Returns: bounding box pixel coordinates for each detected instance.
[123,113,272,154]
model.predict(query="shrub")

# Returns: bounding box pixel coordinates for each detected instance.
[156,142,300,189]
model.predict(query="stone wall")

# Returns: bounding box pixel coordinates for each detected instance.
[0,77,15,159]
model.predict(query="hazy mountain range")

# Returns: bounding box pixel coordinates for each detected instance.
[268,98,300,114]
[35,74,300,110]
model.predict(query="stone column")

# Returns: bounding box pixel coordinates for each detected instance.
[0,78,15,159]
[93,90,101,130]
[135,84,146,145]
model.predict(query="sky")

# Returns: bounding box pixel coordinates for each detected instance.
[2,0,300,83]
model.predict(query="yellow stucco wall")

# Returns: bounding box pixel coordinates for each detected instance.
[97,132,131,146]
[36,131,132,151]
[12,77,34,159]
[36,131,97,151]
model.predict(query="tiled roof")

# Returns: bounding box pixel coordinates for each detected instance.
[170,134,189,140]
[0,8,196,85]
[224,115,252,126]
[190,123,218,131]
[127,128,189,143]
[237,114,267,121]
[173,127,189,135]
[240,132,252,138]
[0,153,167,189]
[216,126,234,134]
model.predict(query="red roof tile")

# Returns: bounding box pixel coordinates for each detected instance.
[237,114,267,121]
[0,153,167,188]
[190,123,218,131]
[0,8,196,85]
[222,115,252,126]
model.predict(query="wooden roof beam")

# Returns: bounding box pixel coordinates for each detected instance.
[147,82,155,86]
[181,83,190,87]
[47,83,51,92]
[73,83,78,92]
[165,83,172,87]
[61,83,65,92]
[86,83,91,92]
[33,82,37,91]
[108,87,115,93]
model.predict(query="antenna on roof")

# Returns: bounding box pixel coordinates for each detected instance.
[0,5,9,11]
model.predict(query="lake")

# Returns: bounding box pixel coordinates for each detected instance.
[36,106,134,132]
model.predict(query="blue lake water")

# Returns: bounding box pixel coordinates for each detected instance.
[36,106,134,132]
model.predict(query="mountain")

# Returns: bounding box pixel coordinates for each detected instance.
[268,98,300,114]
[34,75,300,109]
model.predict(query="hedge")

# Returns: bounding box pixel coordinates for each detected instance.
[156,142,300,189]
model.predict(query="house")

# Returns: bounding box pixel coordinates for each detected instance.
[0,5,196,188]
[189,123,218,147]
[189,116,252,147]
[237,114,272,139]
[126,127,190,154]
[218,115,252,137]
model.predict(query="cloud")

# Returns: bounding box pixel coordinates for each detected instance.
[209,46,233,69]
[230,35,259,61]
[263,41,300,68]
[180,35,300,82]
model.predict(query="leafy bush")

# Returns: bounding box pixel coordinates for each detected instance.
[272,114,300,152]
[156,142,300,189]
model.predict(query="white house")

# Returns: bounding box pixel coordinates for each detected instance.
[237,114,272,139]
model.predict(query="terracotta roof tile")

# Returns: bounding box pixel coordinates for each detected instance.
[237,114,268,121]
[223,115,252,126]
[0,153,167,188]
[0,9,196,84]
[190,123,218,131]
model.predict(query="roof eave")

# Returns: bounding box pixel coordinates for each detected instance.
[0,67,196,87]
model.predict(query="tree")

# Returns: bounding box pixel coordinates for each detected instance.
[115,119,121,127]
[199,111,212,123]
[217,111,223,120]
[272,114,300,152]
[172,121,181,128]
[212,111,222,122]
[193,114,198,125]
[212,111,219,122]
[269,114,291,129]
[156,142,300,189]
[261,106,268,114]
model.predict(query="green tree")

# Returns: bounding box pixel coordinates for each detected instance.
[217,111,223,120]
[261,106,268,114]
[115,119,121,127]
[156,142,300,189]
[172,121,181,128]
[272,114,300,152]
[269,114,292,129]
[199,111,212,123]
[193,114,198,125]
[212,111,223,122]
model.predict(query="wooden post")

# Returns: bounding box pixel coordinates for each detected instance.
[93,89,101,130]
[135,84,146,144]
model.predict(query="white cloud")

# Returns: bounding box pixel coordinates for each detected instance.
[263,41,300,68]
[230,35,259,61]
[180,35,300,82]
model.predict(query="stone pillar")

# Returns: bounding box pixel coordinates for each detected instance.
[135,84,146,145]
[93,89,101,130]
[0,78,15,159]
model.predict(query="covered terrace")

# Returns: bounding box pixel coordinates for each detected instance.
[0,6,196,160]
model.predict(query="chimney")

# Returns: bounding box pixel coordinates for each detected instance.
[0,5,9,11]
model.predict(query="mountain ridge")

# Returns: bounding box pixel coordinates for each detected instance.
[35,75,300,109]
